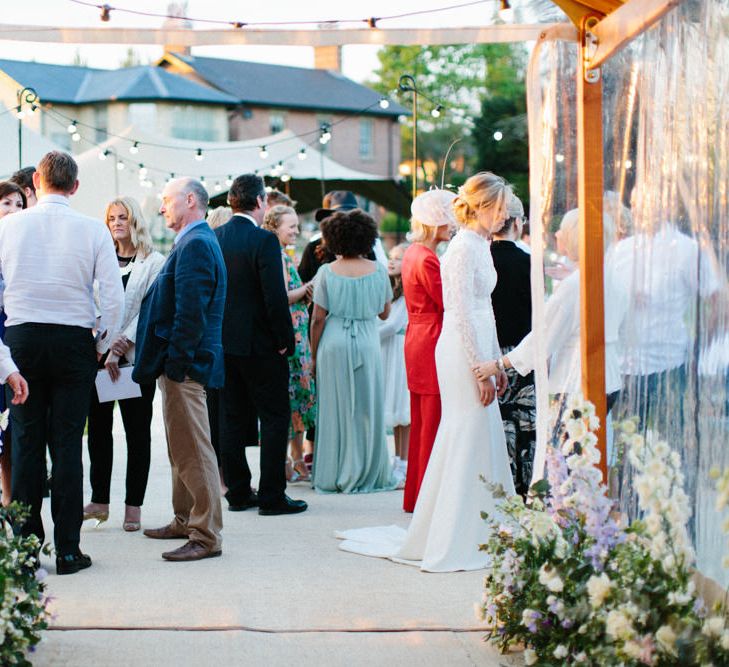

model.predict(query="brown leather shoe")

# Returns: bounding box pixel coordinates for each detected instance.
[162,540,222,562]
[143,524,188,540]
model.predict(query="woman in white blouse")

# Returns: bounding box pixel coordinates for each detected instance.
[474,208,626,408]
[83,197,165,531]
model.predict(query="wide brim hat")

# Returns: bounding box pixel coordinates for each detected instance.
[314,190,359,222]
[410,189,457,227]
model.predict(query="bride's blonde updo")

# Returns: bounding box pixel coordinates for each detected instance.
[452,171,513,233]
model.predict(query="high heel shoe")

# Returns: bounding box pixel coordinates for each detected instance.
[123,505,141,532]
[83,503,109,527]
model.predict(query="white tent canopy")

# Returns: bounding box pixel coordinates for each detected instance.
[72,126,399,229]
[0,107,63,178]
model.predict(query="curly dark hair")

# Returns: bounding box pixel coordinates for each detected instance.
[321,209,377,258]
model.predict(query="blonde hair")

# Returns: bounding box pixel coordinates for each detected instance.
[558,208,616,261]
[262,204,297,232]
[206,206,233,230]
[104,196,153,256]
[453,172,512,233]
[409,218,440,243]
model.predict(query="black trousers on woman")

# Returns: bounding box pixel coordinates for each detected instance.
[87,379,155,507]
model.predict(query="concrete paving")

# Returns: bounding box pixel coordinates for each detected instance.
[31,394,521,666]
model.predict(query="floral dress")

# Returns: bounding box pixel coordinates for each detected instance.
[284,251,316,433]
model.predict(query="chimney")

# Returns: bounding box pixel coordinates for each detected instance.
[162,1,193,56]
[314,46,342,72]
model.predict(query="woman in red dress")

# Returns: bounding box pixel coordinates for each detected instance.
[401,190,456,512]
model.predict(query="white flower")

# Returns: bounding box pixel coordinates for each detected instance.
[553,644,568,659]
[702,616,725,637]
[656,624,677,655]
[720,629,729,650]
[523,648,538,665]
[623,640,642,659]
[620,419,636,435]
[473,602,486,621]
[586,573,612,608]
[567,419,588,440]
[574,652,587,663]
[538,564,564,593]
[605,609,634,641]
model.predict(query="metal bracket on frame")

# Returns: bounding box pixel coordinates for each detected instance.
[582,16,601,83]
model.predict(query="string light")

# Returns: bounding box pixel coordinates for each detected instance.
[225,175,233,187]
[68,0,492,30]
[116,160,125,170]
[319,123,332,145]
[280,173,291,182]
[195,148,204,161]
[493,130,503,141]
[129,141,139,154]
[555,153,565,163]
[16,107,25,120]
[259,145,268,159]
[200,175,206,184]
[498,0,513,21]
[214,181,222,192]
[431,105,443,118]
[298,148,308,161]
[379,97,390,109]
[67,121,78,134]
[138,164,148,177]
[98,149,110,160]
[72,131,81,142]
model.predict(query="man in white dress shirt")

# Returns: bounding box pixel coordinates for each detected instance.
[0,151,124,575]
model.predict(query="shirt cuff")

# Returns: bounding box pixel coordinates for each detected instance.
[0,358,19,384]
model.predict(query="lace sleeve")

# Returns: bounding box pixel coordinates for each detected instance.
[447,237,488,367]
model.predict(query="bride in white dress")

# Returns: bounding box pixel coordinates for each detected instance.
[337,173,517,572]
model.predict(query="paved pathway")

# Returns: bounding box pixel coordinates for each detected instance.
[31,395,521,666]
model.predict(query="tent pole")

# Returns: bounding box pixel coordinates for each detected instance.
[577,14,608,482]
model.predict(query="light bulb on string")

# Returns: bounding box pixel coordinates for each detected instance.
[493,130,503,141]
[555,153,565,163]
[16,107,25,120]
[129,141,139,155]
[259,146,268,159]
[214,181,222,192]
[431,105,443,118]
[379,97,390,109]
[67,121,77,134]
[225,175,233,187]
[298,148,308,161]
[195,148,204,161]
[72,132,81,142]
[498,0,514,21]
[116,161,125,171]
[27,104,37,115]
[98,149,110,161]
[280,173,291,183]
[200,176,206,185]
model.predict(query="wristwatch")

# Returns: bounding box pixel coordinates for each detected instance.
[495,357,506,372]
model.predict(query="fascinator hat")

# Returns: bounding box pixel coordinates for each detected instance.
[410,189,458,228]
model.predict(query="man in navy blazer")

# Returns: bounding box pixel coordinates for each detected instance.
[215,174,307,516]
[133,177,226,561]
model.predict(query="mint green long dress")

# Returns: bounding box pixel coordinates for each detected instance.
[312,262,397,494]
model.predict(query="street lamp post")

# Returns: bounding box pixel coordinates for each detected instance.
[398,74,418,200]
[16,86,38,170]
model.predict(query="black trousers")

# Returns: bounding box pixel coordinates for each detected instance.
[5,323,97,555]
[220,353,289,508]
[87,378,155,506]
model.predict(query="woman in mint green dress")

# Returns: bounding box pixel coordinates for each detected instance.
[310,210,397,494]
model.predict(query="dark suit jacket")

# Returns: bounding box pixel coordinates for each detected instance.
[133,222,227,388]
[214,214,295,357]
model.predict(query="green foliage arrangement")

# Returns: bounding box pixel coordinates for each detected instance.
[477,395,729,666]
[0,502,51,664]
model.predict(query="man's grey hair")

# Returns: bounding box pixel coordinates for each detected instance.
[182,178,209,212]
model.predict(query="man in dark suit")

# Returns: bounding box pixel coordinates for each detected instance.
[133,177,226,561]
[215,174,307,516]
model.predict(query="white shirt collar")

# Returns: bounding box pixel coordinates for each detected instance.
[38,194,70,206]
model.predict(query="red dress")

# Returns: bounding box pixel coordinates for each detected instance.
[401,243,444,512]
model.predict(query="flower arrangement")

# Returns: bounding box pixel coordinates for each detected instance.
[477,394,729,666]
[0,410,51,665]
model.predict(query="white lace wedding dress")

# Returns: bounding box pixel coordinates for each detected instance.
[336,229,515,572]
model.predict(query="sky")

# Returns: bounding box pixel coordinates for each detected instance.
[0,0,513,83]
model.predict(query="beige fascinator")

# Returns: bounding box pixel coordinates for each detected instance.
[410,189,458,228]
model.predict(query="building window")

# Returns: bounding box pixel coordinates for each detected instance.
[170,105,219,142]
[94,104,108,143]
[359,118,374,159]
[127,103,157,133]
[269,112,285,134]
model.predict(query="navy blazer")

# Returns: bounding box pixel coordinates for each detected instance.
[215,214,295,357]
[133,222,227,388]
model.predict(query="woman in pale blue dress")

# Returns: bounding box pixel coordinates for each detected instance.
[310,209,397,494]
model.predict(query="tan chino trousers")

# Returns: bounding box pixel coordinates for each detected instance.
[158,375,223,551]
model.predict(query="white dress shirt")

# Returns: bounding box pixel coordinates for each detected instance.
[611,225,721,375]
[0,194,124,354]
[507,262,628,395]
